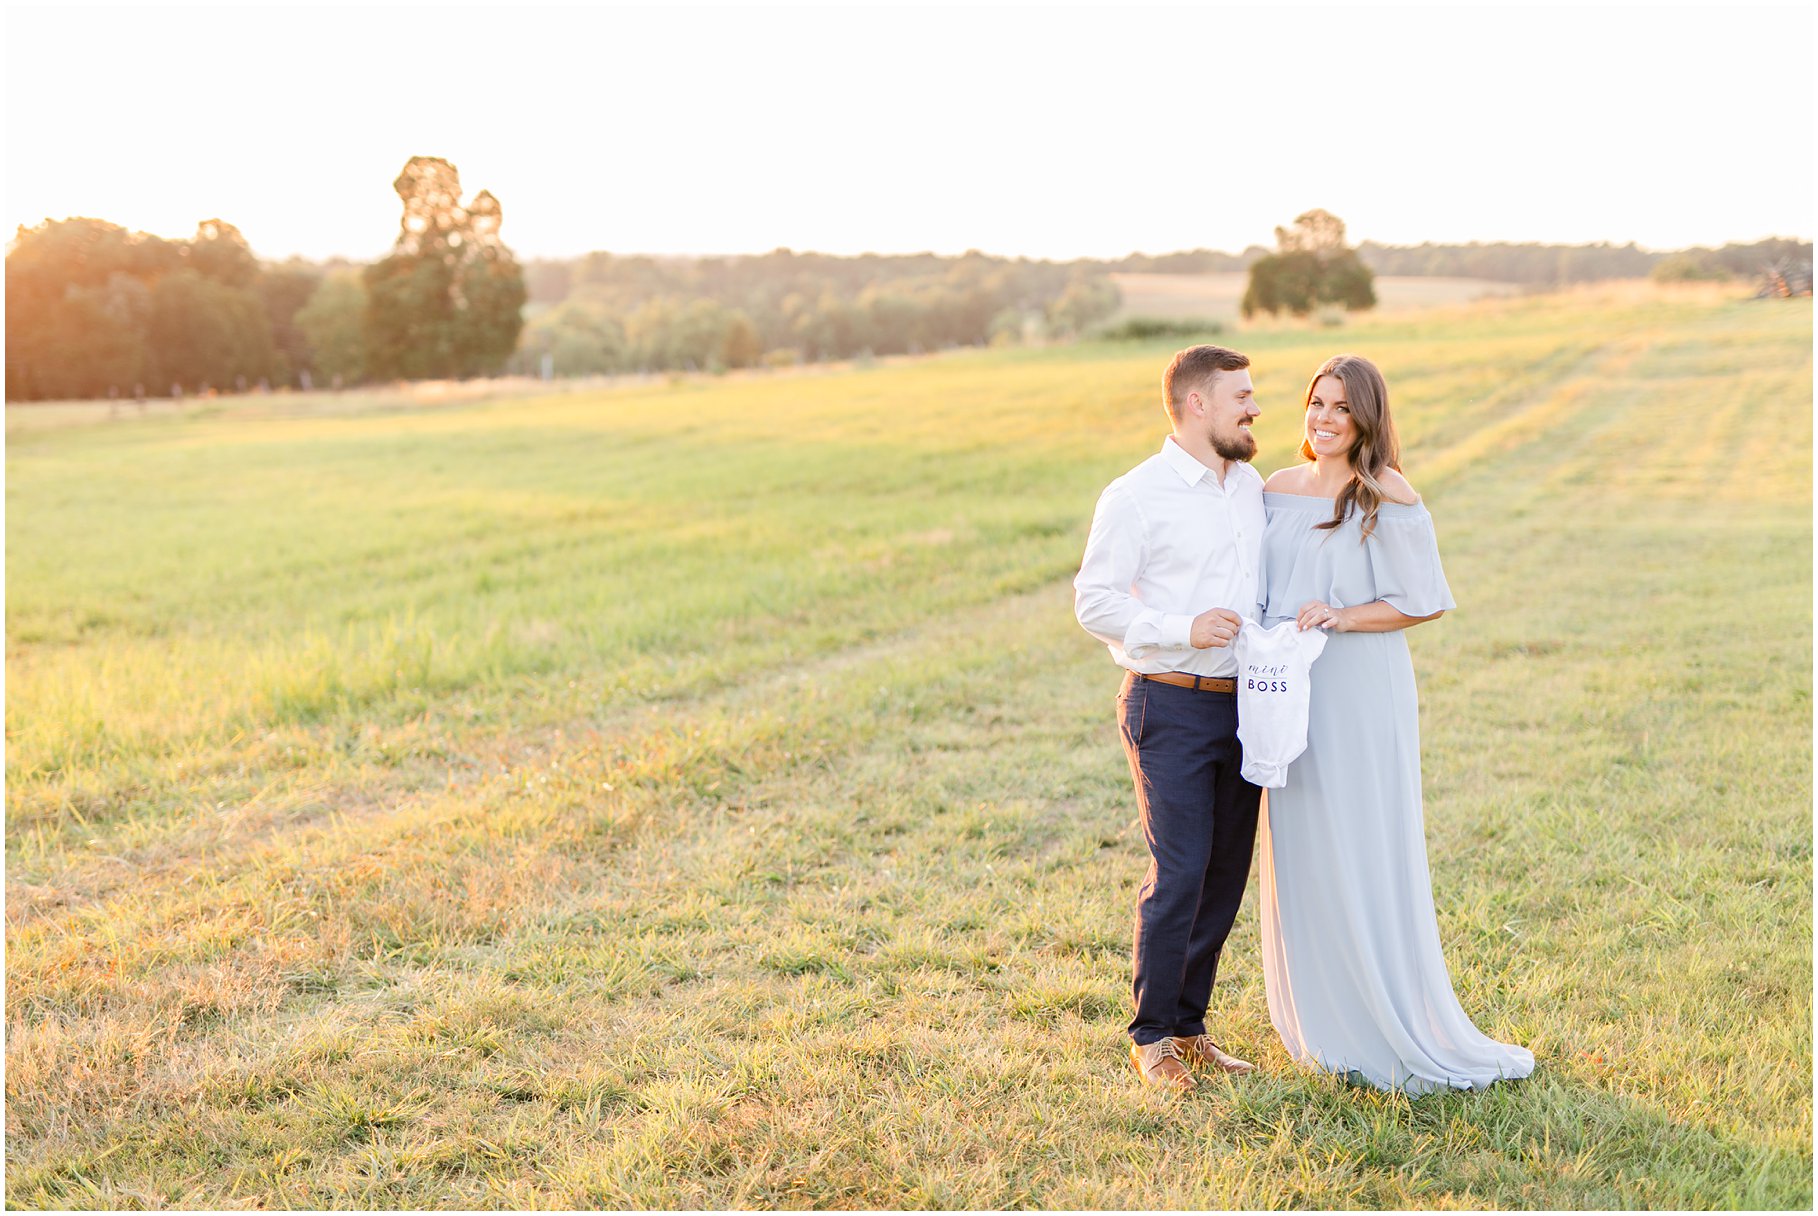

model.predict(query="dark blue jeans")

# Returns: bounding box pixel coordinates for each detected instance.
[1117,671,1262,1047]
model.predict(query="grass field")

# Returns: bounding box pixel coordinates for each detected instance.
[6,283,1811,1209]
[1110,271,1527,323]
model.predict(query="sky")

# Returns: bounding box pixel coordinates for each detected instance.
[4,2,1813,264]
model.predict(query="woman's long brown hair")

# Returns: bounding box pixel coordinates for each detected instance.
[1299,354,1402,539]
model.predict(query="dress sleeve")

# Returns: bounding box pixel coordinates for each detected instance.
[1364,506,1457,617]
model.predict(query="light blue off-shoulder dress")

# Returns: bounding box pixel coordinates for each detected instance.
[1256,491,1534,1095]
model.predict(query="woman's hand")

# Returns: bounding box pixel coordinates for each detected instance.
[1296,600,1350,632]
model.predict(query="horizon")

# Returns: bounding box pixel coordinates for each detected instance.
[5,5,1811,266]
[7,219,1810,269]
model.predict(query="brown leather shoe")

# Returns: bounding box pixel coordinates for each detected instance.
[1172,1034,1256,1074]
[1130,1038,1197,1090]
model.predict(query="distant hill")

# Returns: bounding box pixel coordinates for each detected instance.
[516,237,1812,312]
[1108,273,1525,323]
[1066,238,1812,287]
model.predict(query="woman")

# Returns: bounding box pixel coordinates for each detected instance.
[1256,354,1533,1095]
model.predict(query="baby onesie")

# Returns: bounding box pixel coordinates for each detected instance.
[1233,618,1328,788]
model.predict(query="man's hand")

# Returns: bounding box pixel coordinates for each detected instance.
[1190,608,1243,649]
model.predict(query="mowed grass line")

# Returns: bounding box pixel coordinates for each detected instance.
[5,286,1810,1207]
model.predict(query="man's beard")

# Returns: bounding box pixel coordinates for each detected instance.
[1212,426,1256,462]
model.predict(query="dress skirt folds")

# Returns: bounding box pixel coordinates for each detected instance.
[1257,492,1534,1095]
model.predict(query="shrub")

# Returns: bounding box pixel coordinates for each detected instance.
[1095,316,1225,341]
[1651,253,1731,283]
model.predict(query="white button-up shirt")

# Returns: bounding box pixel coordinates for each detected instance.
[1074,436,1266,678]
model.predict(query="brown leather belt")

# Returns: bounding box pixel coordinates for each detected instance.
[1136,671,1237,694]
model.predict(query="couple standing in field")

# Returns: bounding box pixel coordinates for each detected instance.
[1074,344,1535,1094]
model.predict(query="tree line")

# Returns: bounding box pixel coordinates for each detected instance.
[1353,237,1811,285]
[5,157,526,402]
[1057,237,1810,286]
[6,214,1119,399]
[511,250,1120,375]
[6,216,312,401]
[8,168,1809,400]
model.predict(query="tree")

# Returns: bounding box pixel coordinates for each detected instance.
[1046,275,1122,337]
[5,218,175,399]
[1242,250,1321,318]
[1243,210,1376,318]
[4,215,304,399]
[1650,252,1730,283]
[1318,251,1377,310]
[363,157,527,380]
[186,218,261,288]
[1274,208,1349,255]
[10,273,150,400]
[721,312,762,369]
[259,260,324,385]
[146,268,275,390]
[70,273,153,395]
[520,296,629,376]
[364,252,456,380]
[296,271,370,384]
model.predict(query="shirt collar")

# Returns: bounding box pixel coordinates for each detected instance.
[1161,435,1218,487]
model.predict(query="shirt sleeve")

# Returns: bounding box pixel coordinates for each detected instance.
[1074,483,1196,657]
[1364,505,1457,618]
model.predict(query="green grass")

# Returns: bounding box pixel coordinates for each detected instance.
[6,281,1810,1208]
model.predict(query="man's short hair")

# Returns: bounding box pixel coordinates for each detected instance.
[1163,345,1250,420]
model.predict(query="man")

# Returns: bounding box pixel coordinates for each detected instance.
[1073,344,1265,1091]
